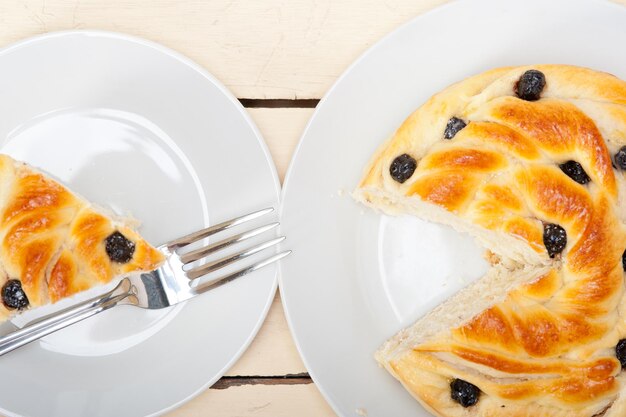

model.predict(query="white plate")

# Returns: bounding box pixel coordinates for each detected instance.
[0,31,280,417]
[278,0,626,416]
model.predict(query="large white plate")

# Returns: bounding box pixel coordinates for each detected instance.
[0,31,281,416]
[279,0,626,416]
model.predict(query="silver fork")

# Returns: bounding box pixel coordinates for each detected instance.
[0,208,289,356]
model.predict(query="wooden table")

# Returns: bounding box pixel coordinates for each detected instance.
[2,1,625,415]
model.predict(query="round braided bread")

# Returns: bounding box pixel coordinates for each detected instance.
[355,65,626,417]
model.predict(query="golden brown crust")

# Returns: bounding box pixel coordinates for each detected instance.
[356,65,626,416]
[48,249,80,302]
[390,349,620,417]
[0,155,165,314]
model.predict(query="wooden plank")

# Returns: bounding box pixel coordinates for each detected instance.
[0,0,452,99]
[225,294,308,376]
[247,107,314,181]
[174,383,337,417]
[4,0,625,100]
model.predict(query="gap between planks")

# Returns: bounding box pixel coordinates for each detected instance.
[240,98,319,108]
[212,373,312,390]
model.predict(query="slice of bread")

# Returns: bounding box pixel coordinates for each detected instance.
[0,154,165,321]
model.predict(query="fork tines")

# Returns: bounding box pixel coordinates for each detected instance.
[168,208,290,289]
[167,207,275,248]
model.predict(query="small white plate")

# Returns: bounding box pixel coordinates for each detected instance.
[0,31,280,416]
[279,0,626,416]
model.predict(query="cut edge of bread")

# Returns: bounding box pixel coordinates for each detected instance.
[353,186,548,268]
[373,262,551,368]
[352,186,557,360]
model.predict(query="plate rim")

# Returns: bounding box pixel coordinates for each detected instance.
[0,29,281,417]
[277,0,624,416]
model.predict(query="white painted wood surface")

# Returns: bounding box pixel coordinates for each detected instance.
[3,1,626,416]
[248,108,314,182]
[177,384,336,417]
[225,294,306,377]
[0,0,452,99]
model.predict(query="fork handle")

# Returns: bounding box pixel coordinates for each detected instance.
[0,278,132,357]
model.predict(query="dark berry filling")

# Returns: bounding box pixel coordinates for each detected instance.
[450,378,480,407]
[622,249,626,272]
[444,117,467,140]
[516,69,546,101]
[543,223,567,258]
[559,160,590,185]
[617,339,626,368]
[2,279,29,310]
[105,231,136,263]
[615,146,626,170]
[389,154,417,183]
